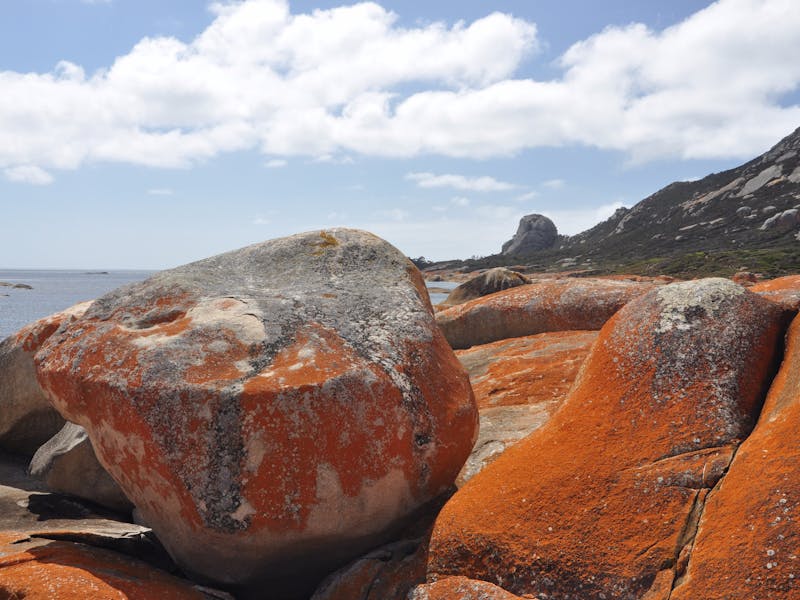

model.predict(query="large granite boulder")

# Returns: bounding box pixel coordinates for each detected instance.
[500,214,557,256]
[442,268,530,306]
[0,302,91,455]
[35,229,477,598]
[436,278,655,349]
[29,422,133,513]
[427,279,786,599]
[670,313,800,599]
[411,577,525,599]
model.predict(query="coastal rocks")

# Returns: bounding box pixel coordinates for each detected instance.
[0,532,207,600]
[751,274,800,311]
[501,214,557,256]
[455,331,597,485]
[427,279,786,599]
[442,268,530,306]
[436,278,654,349]
[35,229,477,597]
[669,314,800,599]
[29,422,133,513]
[0,301,90,455]
[410,577,525,599]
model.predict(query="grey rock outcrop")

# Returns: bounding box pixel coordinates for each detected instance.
[501,214,557,256]
[29,422,133,513]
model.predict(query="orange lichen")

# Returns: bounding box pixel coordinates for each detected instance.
[0,534,204,599]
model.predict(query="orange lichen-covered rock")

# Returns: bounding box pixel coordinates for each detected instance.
[455,331,597,485]
[0,301,91,455]
[427,278,786,599]
[456,330,597,410]
[35,229,477,598]
[751,274,800,311]
[435,278,655,349]
[0,532,205,599]
[670,313,800,599]
[410,577,528,599]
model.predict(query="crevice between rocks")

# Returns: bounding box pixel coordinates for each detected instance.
[665,445,740,599]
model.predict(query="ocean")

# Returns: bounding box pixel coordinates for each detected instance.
[0,270,154,340]
[0,270,457,340]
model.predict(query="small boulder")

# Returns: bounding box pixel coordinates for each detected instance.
[732,271,759,286]
[442,268,530,306]
[35,229,477,598]
[500,214,557,256]
[427,279,786,599]
[410,577,526,599]
[0,302,91,455]
[29,422,133,513]
[436,278,655,349]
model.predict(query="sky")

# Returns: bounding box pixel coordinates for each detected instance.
[2,0,799,269]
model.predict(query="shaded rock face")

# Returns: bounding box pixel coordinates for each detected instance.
[427,279,786,599]
[500,214,557,256]
[29,422,133,513]
[455,331,597,485]
[34,229,477,597]
[0,302,91,455]
[751,274,800,311]
[436,278,655,349]
[442,268,530,306]
[669,313,800,599]
[0,532,206,600]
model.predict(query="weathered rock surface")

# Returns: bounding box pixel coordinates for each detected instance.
[455,331,597,485]
[29,422,133,513]
[410,577,526,599]
[0,302,91,455]
[35,229,477,598]
[436,278,654,349]
[501,214,558,256]
[751,274,800,311]
[456,330,597,409]
[443,268,530,306]
[0,531,208,600]
[427,279,786,599]
[670,313,800,599]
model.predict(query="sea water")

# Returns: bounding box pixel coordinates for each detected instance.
[0,270,457,340]
[0,270,154,340]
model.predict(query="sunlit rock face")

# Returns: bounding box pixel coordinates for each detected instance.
[35,228,477,598]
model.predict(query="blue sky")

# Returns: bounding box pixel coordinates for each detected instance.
[2,0,799,269]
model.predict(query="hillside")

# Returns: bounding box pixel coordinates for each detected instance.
[431,126,800,278]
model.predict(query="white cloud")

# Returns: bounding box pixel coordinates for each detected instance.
[450,196,470,207]
[265,159,287,168]
[1,0,799,177]
[542,178,565,189]
[4,165,54,185]
[514,191,538,202]
[253,216,271,225]
[406,172,517,192]
[147,187,173,195]
[375,208,409,221]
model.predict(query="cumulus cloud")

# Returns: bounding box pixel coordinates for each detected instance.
[4,165,54,185]
[406,172,518,192]
[542,179,565,189]
[1,0,799,181]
